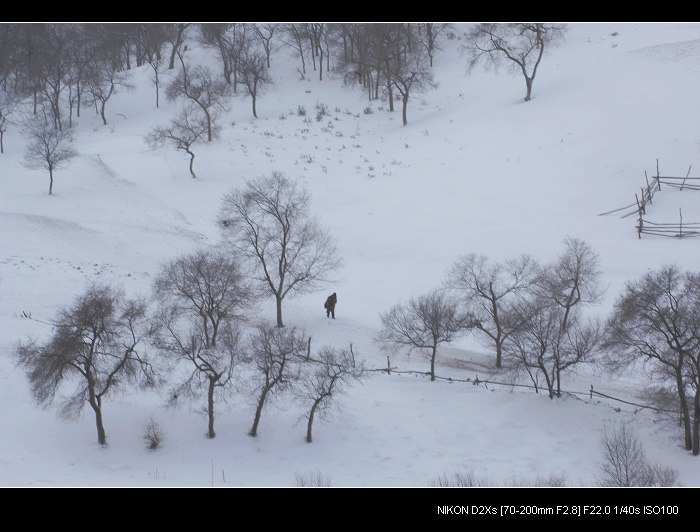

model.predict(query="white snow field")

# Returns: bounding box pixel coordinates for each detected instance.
[2,23,700,500]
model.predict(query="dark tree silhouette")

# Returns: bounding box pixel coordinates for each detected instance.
[15,283,156,445]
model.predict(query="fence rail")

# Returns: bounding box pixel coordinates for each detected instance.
[600,160,700,238]
[637,208,700,239]
[370,360,681,416]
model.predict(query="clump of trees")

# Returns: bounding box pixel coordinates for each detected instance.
[13,172,358,445]
[4,23,567,192]
[15,280,363,446]
[505,237,602,399]
[379,237,602,400]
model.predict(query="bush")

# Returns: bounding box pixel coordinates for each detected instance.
[596,423,679,487]
[142,418,165,450]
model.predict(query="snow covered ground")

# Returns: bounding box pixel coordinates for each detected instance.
[2,23,700,495]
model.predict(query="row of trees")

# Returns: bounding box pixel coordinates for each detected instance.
[15,277,363,446]
[377,238,700,456]
[4,23,568,177]
[14,172,355,445]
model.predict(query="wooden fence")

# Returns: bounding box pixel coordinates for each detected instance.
[599,160,700,238]
[637,208,700,239]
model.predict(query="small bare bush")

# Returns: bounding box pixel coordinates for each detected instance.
[429,470,491,487]
[294,470,332,487]
[508,473,567,487]
[597,423,680,487]
[142,418,166,450]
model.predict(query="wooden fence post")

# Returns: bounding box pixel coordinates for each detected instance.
[681,165,692,191]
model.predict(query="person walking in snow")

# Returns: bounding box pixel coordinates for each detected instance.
[324,292,337,319]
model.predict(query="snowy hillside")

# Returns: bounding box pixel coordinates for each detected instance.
[3,23,700,492]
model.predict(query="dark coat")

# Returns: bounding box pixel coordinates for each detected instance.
[324,293,337,310]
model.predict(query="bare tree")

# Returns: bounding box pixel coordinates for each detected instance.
[22,114,77,194]
[218,172,342,327]
[463,23,567,102]
[279,24,309,77]
[603,265,700,455]
[145,105,214,178]
[444,253,539,368]
[538,237,603,332]
[153,248,255,348]
[247,324,306,437]
[390,48,437,126]
[505,296,599,398]
[83,56,133,125]
[377,289,468,381]
[597,423,679,486]
[154,309,244,439]
[238,50,273,118]
[33,24,73,130]
[14,283,156,445]
[198,23,252,90]
[0,89,21,154]
[505,237,601,397]
[166,56,230,142]
[151,248,254,438]
[167,23,191,70]
[252,23,279,68]
[298,345,365,443]
[419,23,452,67]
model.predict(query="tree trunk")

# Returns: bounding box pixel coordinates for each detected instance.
[48,166,54,195]
[401,94,409,126]
[276,296,284,328]
[430,345,437,381]
[207,377,216,438]
[249,387,271,437]
[693,386,700,456]
[89,397,107,445]
[306,399,322,443]
[489,283,503,368]
[524,77,533,102]
[676,369,693,451]
[187,148,196,178]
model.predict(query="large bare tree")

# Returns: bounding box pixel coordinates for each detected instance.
[463,23,567,102]
[297,345,365,443]
[218,172,342,327]
[506,237,602,397]
[505,296,599,398]
[238,50,273,118]
[603,265,700,455]
[377,289,468,381]
[247,324,306,437]
[14,283,156,445]
[166,55,230,142]
[390,48,437,126]
[444,253,539,368]
[152,248,254,438]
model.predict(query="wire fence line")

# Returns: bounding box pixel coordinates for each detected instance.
[368,358,682,416]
